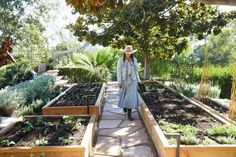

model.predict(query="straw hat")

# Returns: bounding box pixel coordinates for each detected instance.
[122,45,137,54]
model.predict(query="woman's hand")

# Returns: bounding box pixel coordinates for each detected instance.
[117,83,123,88]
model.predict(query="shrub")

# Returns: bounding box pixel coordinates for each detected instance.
[0,61,31,89]
[0,75,56,116]
[59,66,110,83]
[193,66,233,99]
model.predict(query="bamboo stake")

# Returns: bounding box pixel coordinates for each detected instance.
[198,54,211,102]
[229,63,236,120]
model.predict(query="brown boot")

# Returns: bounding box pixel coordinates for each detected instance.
[127,109,134,121]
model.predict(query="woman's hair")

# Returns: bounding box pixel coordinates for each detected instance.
[123,53,134,62]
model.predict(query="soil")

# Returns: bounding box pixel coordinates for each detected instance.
[51,83,102,107]
[0,116,90,147]
[139,82,227,145]
[199,98,230,119]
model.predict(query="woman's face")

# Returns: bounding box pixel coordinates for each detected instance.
[125,53,131,58]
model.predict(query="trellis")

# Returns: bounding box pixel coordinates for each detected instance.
[229,63,236,120]
[198,54,211,101]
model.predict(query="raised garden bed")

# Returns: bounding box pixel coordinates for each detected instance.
[192,98,236,125]
[0,115,95,157]
[42,83,106,121]
[138,81,236,157]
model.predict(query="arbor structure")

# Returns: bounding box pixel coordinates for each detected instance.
[67,0,235,79]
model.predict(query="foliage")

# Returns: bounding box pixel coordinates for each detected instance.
[0,0,54,41]
[208,125,236,138]
[191,21,236,67]
[15,24,51,67]
[159,119,200,145]
[59,49,120,83]
[0,61,31,89]
[68,0,236,79]
[193,66,233,98]
[215,136,236,144]
[0,75,56,116]
[171,54,197,84]
[181,135,199,145]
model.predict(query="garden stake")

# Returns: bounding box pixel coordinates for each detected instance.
[229,63,236,120]
[83,95,96,114]
[165,133,181,157]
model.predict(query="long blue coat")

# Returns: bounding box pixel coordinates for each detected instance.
[117,57,140,109]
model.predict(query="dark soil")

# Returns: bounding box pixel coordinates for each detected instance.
[139,82,224,145]
[0,116,90,147]
[199,98,229,119]
[51,83,102,107]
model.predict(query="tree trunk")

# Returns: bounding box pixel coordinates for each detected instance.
[143,52,151,80]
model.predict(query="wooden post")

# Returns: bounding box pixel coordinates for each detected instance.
[229,63,236,120]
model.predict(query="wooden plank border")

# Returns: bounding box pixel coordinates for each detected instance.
[42,83,106,121]
[138,82,236,157]
[0,115,96,157]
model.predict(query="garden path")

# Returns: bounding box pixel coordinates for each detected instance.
[93,82,158,157]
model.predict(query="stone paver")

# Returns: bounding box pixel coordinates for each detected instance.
[99,120,122,129]
[99,126,142,137]
[101,111,127,120]
[94,136,121,156]
[122,145,154,157]
[93,82,158,157]
[122,128,149,147]
[119,119,143,128]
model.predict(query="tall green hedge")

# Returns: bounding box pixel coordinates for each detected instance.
[193,66,233,99]
[59,66,110,83]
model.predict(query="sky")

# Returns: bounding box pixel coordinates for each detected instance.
[44,1,236,48]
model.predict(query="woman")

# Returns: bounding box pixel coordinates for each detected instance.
[117,45,140,121]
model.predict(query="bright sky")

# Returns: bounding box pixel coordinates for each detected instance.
[44,1,236,47]
[44,0,78,48]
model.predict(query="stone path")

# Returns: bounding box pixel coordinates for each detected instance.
[93,82,158,157]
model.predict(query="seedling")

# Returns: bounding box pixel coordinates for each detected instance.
[0,139,15,147]
[208,125,236,138]
[62,115,74,124]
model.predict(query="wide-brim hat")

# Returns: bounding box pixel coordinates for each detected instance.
[122,45,137,54]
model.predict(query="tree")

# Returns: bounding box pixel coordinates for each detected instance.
[191,21,236,67]
[67,0,236,79]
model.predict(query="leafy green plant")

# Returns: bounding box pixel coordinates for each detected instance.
[33,137,48,146]
[215,136,236,144]
[160,119,199,145]
[23,121,34,133]
[202,137,218,145]
[72,119,82,131]
[58,136,74,145]
[208,125,236,138]
[63,115,75,124]
[0,139,15,147]
[181,135,199,145]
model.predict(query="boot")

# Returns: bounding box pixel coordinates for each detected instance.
[123,108,127,113]
[127,109,134,121]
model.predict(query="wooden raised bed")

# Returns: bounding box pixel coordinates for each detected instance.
[138,81,236,157]
[42,83,106,121]
[0,115,95,157]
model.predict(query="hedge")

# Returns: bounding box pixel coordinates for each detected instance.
[193,66,233,99]
[58,66,110,83]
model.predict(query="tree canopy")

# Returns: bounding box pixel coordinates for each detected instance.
[67,0,236,79]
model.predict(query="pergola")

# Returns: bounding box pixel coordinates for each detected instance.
[197,0,236,6]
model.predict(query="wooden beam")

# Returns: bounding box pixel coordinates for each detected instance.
[197,0,236,6]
